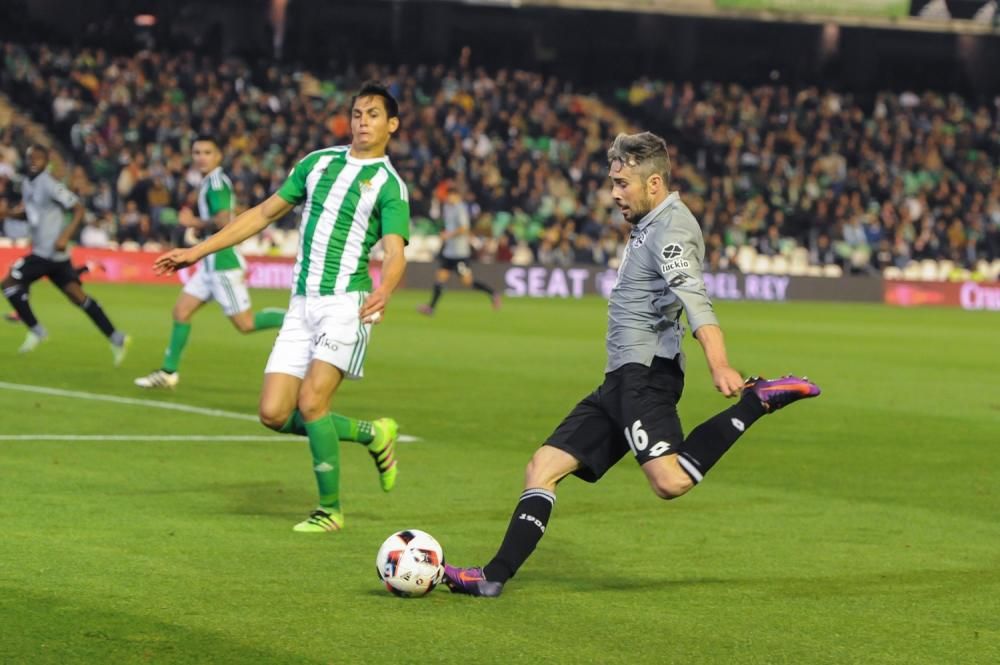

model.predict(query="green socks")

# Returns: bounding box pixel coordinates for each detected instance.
[281,409,374,444]
[162,321,191,373]
[162,310,281,375]
[304,415,341,511]
[253,308,285,331]
[280,410,307,435]
[331,413,375,444]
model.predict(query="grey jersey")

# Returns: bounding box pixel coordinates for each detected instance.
[441,201,471,259]
[22,171,79,261]
[605,192,719,374]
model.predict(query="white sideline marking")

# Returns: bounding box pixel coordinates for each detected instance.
[0,381,423,442]
[0,381,256,422]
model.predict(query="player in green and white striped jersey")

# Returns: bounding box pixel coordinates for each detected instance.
[135,136,285,389]
[154,83,410,533]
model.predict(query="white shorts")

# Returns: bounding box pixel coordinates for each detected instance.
[182,267,251,317]
[264,293,372,380]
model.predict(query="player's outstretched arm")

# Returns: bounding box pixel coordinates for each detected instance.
[154,193,293,274]
[694,324,743,397]
[360,234,407,324]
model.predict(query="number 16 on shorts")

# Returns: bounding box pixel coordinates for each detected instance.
[624,420,671,460]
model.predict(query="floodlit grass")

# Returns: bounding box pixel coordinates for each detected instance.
[1,283,997,664]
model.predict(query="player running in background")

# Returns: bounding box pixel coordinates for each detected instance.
[153,82,408,533]
[2,144,130,363]
[134,136,285,389]
[444,132,821,597]
[417,184,500,315]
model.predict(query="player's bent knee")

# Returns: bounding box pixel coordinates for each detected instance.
[258,406,290,431]
[296,392,327,422]
[523,447,574,490]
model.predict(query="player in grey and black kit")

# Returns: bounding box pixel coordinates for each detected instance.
[2,145,130,363]
[444,132,821,597]
[417,185,499,315]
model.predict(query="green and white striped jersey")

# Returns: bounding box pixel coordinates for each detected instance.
[197,166,244,271]
[277,146,410,296]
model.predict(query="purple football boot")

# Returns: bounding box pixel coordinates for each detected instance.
[443,564,504,597]
[744,375,821,412]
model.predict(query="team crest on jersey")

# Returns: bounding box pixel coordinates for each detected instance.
[632,230,648,248]
[660,243,690,272]
[359,179,374,192]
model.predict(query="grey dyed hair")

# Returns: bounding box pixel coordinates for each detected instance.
[607,132,671,183]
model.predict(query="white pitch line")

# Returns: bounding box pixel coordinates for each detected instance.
[0,381,423,442]
[0,380,256,422]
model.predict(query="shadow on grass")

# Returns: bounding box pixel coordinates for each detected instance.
[0,585,320,665]
[521,565,1000,597]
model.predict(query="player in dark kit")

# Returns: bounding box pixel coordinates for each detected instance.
[444,132,820,597]
[417,185,500,315]
[1,145,130,363]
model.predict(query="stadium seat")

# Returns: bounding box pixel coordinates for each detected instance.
[404,235,434,262]
[120,241,141,252]
[239,236,262,256]
[919,259,939,281]
[769,255,789,275]
[805,265,823,277]
[512,242,535,266]
[788,247,809,275]
[822,264,843,278]
[424,235,442,255]
[990,260,1000,282]
[142,241,163,252]
[902,261,922,281]
[279,230,299,257]
[882,266,903,280]
[0,237,12,248]
[735,246,757,273]
[936,259,955,281]
[751,254,772,274]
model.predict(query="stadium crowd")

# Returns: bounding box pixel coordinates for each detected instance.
[2,40,999,274]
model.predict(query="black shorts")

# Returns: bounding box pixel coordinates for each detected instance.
[545,356,685,483]
[439,255,472,274]
[6,254,80,289]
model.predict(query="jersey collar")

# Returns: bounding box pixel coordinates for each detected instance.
[203,166,223,180]
[346,151,388,166]
[635,191,680,231]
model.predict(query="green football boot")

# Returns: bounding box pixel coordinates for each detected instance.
[292,508,344,533]
[369,418,399,492]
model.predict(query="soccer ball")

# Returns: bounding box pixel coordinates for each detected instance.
[376,529,445,597]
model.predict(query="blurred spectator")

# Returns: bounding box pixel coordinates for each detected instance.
[0,39,997,273]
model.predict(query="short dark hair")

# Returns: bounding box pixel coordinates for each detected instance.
[192,134,220,149]
[607,132,671,183]
[351,80,399,119]
[26,143,49,157]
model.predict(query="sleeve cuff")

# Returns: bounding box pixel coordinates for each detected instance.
[687,311,720,334]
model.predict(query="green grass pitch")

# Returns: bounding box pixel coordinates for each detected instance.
[1,283,998,664]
